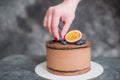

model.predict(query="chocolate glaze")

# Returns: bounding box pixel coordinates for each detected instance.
[46,40,91,50]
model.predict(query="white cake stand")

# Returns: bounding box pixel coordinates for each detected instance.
[35,61,104,80]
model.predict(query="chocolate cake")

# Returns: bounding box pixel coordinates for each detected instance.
[46,40,91,76]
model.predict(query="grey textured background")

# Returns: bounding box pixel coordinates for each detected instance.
[0,0,120,59]
[0,0,120,80]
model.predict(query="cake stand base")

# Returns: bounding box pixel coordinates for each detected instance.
[35,61,104,80]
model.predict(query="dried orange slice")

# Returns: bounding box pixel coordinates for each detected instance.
[65,30,82,43]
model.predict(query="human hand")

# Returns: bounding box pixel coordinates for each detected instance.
[44,0,80,40]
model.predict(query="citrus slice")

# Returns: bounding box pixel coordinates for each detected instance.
[65,30,82,43]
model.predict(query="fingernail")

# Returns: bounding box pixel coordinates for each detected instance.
[54,37,58,41]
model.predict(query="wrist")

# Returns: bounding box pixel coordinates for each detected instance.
[63,0,81,5]
[63,0,81,9]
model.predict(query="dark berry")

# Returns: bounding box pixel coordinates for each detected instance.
[61,40,67,45]
[49,40,56,44]
[76,40,86,45]
[82,40,86,44]
[49,40,54,44]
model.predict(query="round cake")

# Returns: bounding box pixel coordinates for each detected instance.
[46,40,91,76]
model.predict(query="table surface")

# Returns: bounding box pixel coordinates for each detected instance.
[0,55,120,80]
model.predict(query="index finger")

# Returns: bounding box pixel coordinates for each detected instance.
[51,12,60,40]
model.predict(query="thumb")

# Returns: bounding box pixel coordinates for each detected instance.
[61,23,70,39]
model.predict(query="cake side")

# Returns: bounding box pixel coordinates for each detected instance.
[46,40,91,76]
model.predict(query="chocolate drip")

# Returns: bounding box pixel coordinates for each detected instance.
[47,66,90,73]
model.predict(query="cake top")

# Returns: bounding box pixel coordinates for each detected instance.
[46,30,91,50]
[46,40,91,50]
